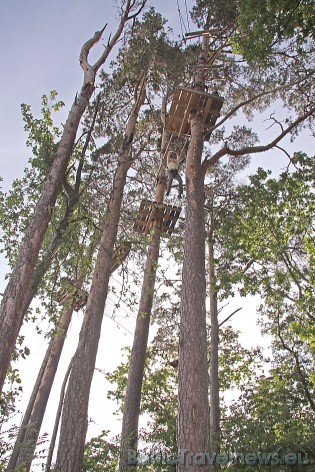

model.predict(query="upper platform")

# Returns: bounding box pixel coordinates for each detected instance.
[165,87,224,137]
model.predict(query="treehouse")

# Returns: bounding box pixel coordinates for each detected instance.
[133,199,181,236]
[165,86,224,137]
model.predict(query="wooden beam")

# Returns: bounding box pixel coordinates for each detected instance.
[185,29,222,38]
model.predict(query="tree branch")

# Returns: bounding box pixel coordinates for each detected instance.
[211,71,314,133]
[75,94,100,193]
[203,107,315,172]
[79,26,107,81]
[218,307,242,327]
[93,0,147,71]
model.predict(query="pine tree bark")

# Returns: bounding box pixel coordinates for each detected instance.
[0,10,131,393]
[208,232,220,464]
[9,238,131,470]
[54,82,146,472]
[118,130,169,471]
[45,358,73,472]
[177,110,209,471]
[8,306,73,472]
[177,32,210,471]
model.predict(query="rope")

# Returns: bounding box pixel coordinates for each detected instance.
[184,0,191,32]
[176,0,187,40]
[155,134,174,184]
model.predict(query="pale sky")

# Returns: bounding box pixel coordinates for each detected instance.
[0,0,186,189]
[0,0,313,467]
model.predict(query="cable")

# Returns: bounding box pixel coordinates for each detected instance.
[104,313,133,336]
[184,0,191,32]
[176,0,187,39]
[107,295,137,321]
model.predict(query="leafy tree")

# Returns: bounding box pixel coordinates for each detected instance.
[118,9,190,470]
[235,0,315,63]
[0,0,143,394]
[217,152,315,469]
[83,431,119,472]
[223,362,315,470]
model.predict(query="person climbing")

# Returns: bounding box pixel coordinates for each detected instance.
[165,151,183,198]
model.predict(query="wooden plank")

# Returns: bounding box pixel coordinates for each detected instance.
[134,200,181,235]
[203,97,213,121]
[174,90,189,120]
[166,87,224,136]
[168,88,181,116]
[185,29,222,38]
[178,91,195,136]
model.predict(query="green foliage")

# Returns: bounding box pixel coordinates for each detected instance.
[191,0,239,29]
[219,152,315,303]
[234,0,315,63]
[217,152,315,470]
[114,8,187,94]
[106,346,177,453]
[21,90,64,178]
[0,92,64,267]
[219,326,264,391]
[191,0,314,66]
[223,367,315,471]
[83,431,119,471]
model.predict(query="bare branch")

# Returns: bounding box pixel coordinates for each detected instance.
[218,307,242,327]
[93,0,146,71]
[264,113,284,132]
[203,107,315,172]
[127,0,146,20]
[212,71,315,132]
[79,26,107,79]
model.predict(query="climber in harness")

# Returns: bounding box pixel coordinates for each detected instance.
[165,151,183,199]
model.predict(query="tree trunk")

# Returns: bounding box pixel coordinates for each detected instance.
[45,359,73,472]
[54,83,146,472]
[7,307,73,472]
[9,237,131,471]
[118,131,169,471]
[177,33,210,471]
[177,110,209,472]
[208,232,220,462]
[9,224,101,471]
[17,94,100,332]
[0,17,128,393]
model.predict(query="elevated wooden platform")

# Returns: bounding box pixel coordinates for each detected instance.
[165,87,224,137]
[55,243,132,311]
[133,199,181,235]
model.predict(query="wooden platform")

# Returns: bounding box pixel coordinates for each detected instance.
[133,199,181,235]
[55,243,132,311]
[165,87,224,137]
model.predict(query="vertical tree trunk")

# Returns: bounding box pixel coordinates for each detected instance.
[45,359,73,472]
[0,10,131,392]
[119,131,169,471]
[7,307,73,472]
[9,238,131,471]
[177,110,209,472]
[54,83,146,472]
[208,232,220,461]
[9,227,100,471]
[177,34,210,471]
